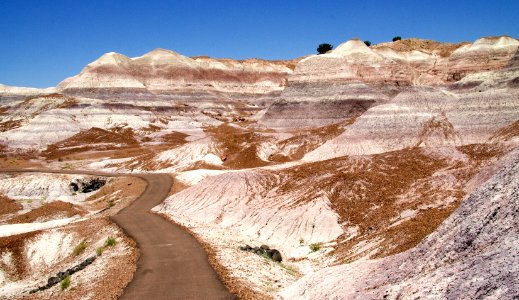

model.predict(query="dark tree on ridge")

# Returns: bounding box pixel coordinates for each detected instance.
[317,43,333,54]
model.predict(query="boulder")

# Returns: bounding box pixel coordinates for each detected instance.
[260,244,270,250]
[47,276,60,286]
[239,245,252,251]
[271,249,282,262]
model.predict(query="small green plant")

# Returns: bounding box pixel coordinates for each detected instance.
[60,275,71,290]
[104,237,117,247]
[299,238,304,245]
[364,40,372,46]
[96,247,104,256]
[72,240,87,256]
[392,36,402,42]
[309,243,321,252]
[108,200,115,208]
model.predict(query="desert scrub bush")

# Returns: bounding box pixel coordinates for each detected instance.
[364,40,372,46]
[299,238,304,245]
[104,237,117,247]
[60,275,71,290]
[392,36,402,42]
[108,200,115,208]
[72,240,87,256]
[96,246,104,256]
[309,243,321,252]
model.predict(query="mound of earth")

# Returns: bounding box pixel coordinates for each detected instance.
[8,201,86,224]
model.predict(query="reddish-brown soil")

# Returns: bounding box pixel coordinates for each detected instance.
[274,147,493,261]
[491,119,519,141]
[0,106,9,115]
[0,195,22,217]
[205,123,271,169]
[43,127,139,159]
[17,94,79,117]
[416,113,457,146]
[160,131,188,146]
[270,119,353,162]
[0,119,24,132]
[0,231,40,280]
[8,201,86,224]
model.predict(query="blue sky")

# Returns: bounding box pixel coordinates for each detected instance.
[1,0,518,88]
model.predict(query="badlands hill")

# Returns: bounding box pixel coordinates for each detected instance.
[1,36,518,299]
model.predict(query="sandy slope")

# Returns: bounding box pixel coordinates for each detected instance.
[279,147,519,299]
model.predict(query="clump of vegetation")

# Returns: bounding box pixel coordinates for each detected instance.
[309,243,321,252]
[60,275,71,290]
[96,247,104,256]
[299,238,305,245]
[104,237,117,247]
[281,263,301,277]
[364,40,371,46]
[72,240,87,256]
[392,36,402,42]
[108,200,115,208]
[260,252,271,261]
[317,43,333,54]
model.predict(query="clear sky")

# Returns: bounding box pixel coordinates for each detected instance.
[1,0,518,88]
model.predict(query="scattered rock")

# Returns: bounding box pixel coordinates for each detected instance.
[271,250,282,262]
[47,276,60,286]
[239,244,283,262]
[70,178,106,193]
[30,255,97,294]
[239,244,252,251]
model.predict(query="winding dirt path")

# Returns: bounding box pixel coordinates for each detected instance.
[0,169,235,299]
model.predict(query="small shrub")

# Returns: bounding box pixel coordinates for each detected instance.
[281,263,301,277]
[364,40,371,46]
[299,238,304,245]
[60,275,71,290]
[259,251,272,261]
[72,241,87,256]
[309,243,321,252]
[96,247,104,256]
[317,43,333,54]
[108,200,115,208]
[104,237,117,247]
[392,36,402,42]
